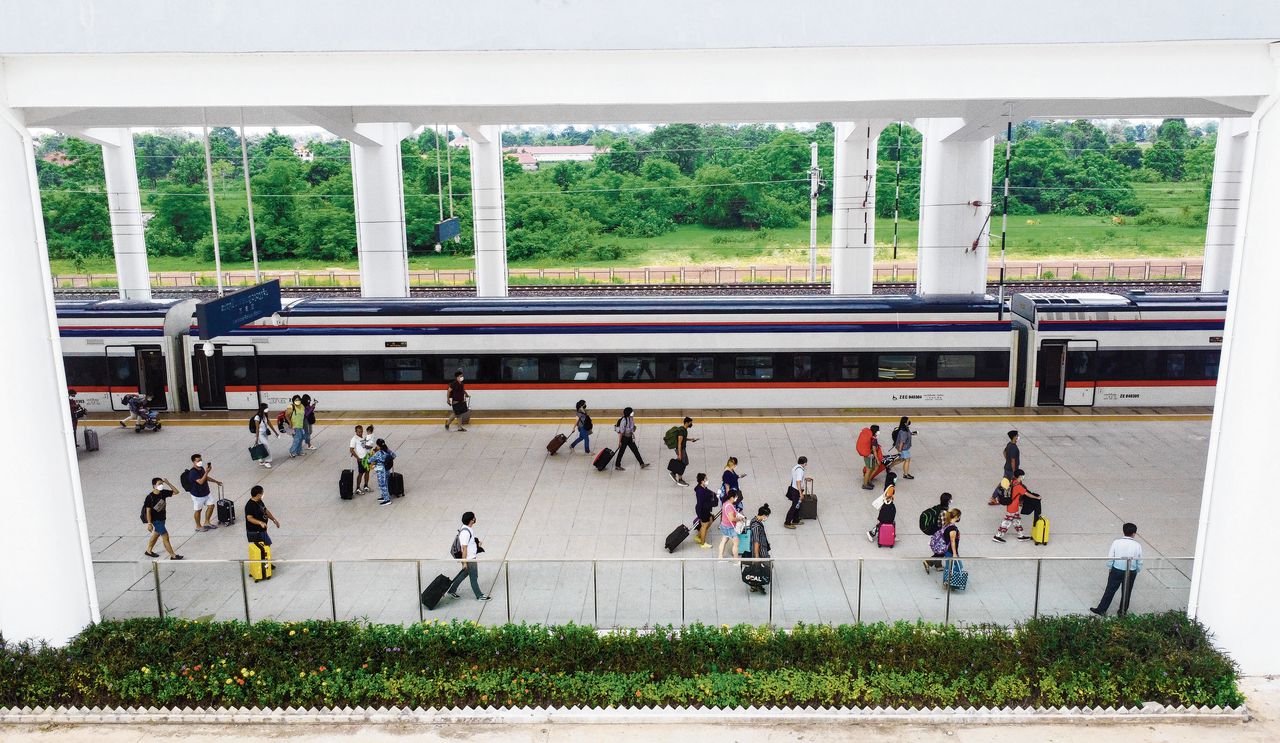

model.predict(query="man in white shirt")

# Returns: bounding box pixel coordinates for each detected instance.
[784,456,807,529]
[349,425,371,494]
[1091,522,1144,617]
[447,511,491,601]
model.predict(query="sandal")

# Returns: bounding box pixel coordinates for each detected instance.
[144,551,159,558]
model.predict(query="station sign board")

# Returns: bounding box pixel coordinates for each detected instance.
[195,280,282,340]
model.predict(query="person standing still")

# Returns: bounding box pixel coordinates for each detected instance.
[286,395,307,458]
[143,477,183,560]
[349,425,371,493]
[448,511,491,601]
[186,453,222,532]
[892,416,915,480]
[369,438,394,506]
[250,403,276,469]
[669,417,696,487]
[568,399,592,454]
[445,370,470,432]
[745,504,773,595]
[693,473,717,548]
[612,407,650,472]
[301,394,318,451]
[858,425,881,490]
[244,485,281,547]
[784,456,807,529]
[1091,523,1143,617]
[992,430,1021,504]
[69,389,86,444]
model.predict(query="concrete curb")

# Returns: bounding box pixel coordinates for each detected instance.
[0,704,1251,725]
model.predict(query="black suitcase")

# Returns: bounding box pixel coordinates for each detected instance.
[798,494,818,521]
[664,524,690,553]
[547,433,568,455]
[216,491,236,526]
[593,447,615,471]
[388,471,405,498]
[421,573,452,610]
[83,429,99,452]
[340,469,355,500]
[667,458,686,476]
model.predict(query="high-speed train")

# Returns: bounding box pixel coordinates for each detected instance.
[56,291,1227,414]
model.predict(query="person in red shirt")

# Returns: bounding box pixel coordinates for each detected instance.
[993,469,1033,543]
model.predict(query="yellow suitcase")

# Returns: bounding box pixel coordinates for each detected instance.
[249,541,273,582]
[1032,517,1050,546]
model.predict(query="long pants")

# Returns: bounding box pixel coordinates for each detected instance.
[289,427,305,456]
[1095,567,1137,615]
[784,486,801,525]
[997,512,1024,536]
[569,425,591,453]
[302,420,313,445]
[613,435,645,468]
[1021,500,1042,524]
[375,467,390,503]
[449,561,482,598]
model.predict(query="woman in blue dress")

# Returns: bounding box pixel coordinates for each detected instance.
[369,438,394,505]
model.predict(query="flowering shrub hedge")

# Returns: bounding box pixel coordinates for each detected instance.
[0,612,1242,709]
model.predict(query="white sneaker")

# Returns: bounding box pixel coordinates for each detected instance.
[263,462,272,469]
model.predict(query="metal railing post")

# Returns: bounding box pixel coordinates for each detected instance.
[680,559,686,626]
[328,561,337,621]
[767,561,774,627]
[240,561,251,624]
[416,561,424,622]
[592,560,599,628]
[1121,558,1133,616]
[505,562,512,623]
[856,559,863,624]
[152,561,164,618]
[944,570,952,626]
[1033,559,1042,619]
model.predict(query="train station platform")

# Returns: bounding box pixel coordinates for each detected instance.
[76,410,1210,628]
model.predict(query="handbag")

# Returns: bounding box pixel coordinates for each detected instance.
[944,559,968,591]
[872,493,886,510]
[740,560,772,587]
[737,531,751,553]
[248,443,268,461]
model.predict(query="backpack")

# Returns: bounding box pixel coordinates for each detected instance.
[929,527,949,556]
[179,468,195,494]
[663,426,682,450]
[855,428,873,457]
[249,415,258,433]
[919,505,942,535]
[139,494,154,524]
[450,527,472,559]
[994,479,1013,506]
[384,451,396,470]
[122,393,138,406]
[613,417,624,434]
[582,413,593,433]
[276,411,288,429]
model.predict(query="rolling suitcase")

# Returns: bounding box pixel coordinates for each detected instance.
[664,524,691,553]
[1032,516,1050,546]
[388,471,405,498]
[877,522,896,548]
[421,573,452,610]
[547,433,568,455]
[798,476,818,520]
[83,428,99,452]
[340,469,355,500]
[248,541,273,582]
[216,487,236,525]
[593,447,615,471]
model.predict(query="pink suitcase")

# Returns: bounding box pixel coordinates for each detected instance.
[877,522,896,548]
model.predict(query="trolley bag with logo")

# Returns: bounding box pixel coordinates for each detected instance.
[1032,516,1050,546]
[339,469,355,500]
[593,447,615,472]
[421,574,452,610]
[547,432,568,455]
[740,560,772,588]
[215,486,235,525]
[248,541,273,582]
[877,522,896,548]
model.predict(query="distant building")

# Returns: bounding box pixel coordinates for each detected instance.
[41,151,74,166]
[503,145,605,171]
[293,143,315,162]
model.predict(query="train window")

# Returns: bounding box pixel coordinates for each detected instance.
[1096,350,1151,380]
[384,357,423,383]
[877,354,917,381]
[677,356,715,380]
[560,356,598,382]
[63,355,108,387]
[501,357,539,382]
[1066,351,1093,379]
[793,355,813,381]
[1204,350,1221,379]
[840,355,861,380]
[341,357,361,383]
[937,354,976,380]
[734,355,773,381]
[108,355,138,386]
[1164,352,1187,380]
[227,356,252,383]
[443,357,480,381]
[617,356,657,381]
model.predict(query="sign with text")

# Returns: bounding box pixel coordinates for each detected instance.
[434,217,461,244]
[195,280,282,340]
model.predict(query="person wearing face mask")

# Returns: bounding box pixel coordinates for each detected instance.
[891,416,916,480]
[142,477,183,560]
[445,370,471,432]
[185,453,222,533]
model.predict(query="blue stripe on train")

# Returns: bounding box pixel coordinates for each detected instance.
[204,322,1012,336]
[1038,321,1224,331]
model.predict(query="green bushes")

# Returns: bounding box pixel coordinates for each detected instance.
[0,613,1241,710]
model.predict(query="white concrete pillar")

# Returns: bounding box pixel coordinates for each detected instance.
[64,128,151,299]
[1188,70,1280,674]
[1202,118,1250,292]
[0,105,99,644]
[916,118,995,295]
[466,125,508,298]
[831,121,888,294]
[350,122,412,298]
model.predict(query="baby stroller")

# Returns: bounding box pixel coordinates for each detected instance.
[134,406,162,433]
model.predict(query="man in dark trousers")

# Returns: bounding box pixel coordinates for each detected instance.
[669,416,696,487]
[992,430,1021,505]
[1091,523,1143,617]
[445,370,470,432]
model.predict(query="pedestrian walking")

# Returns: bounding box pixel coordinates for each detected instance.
[1091,523,1143,617]
[693,473,717,548]
[993,469,1033,543]
[857,425,881,490]
[868,488,897,542]
[183,453,222,532]
[611,407,650,471]
[142,477,183,560]
[448,512,491,601]
[744,504,773,595]
[716,489,743,559]
[119,393,152,429]
[445,370,470,432]
[664,417,696,486]
[286,395,307,458]
[568,399,593,454]
[250,403,276,468]
[348,425,372,493]
[938,508,963,585]
[921,492,953,573]
[721,456,745,497]
[301,394,318,451]
[990,430,1021,504]
[891,416,916,480]
[368,438,394,506]
[784,456,807,529]
[244,485,281,547]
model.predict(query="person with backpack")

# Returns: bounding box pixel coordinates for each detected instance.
[568,400,593,455]
[447,511,491,601]
[920,492,953,573]
[182,453,222,532]
[142,477,183,560]
[868,483,897,544]
[857,425,881,490]
[301,394,318,451]
[611,407,650,472]
[784,456,807,529]
[445,370,470,432]
[665,417,696,486]
[368,438,394,506]
[119,393,152,429]
[692,472,717,548]
[993,469,1033,543]
[992,430,1021,504]
[743,503,773,594]
[249,403,276,469]
[286,395,308,459]
[891,416,915,480]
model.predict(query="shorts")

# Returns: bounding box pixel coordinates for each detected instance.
[696,509,713,524]
[863,454,877,470]
[151,520,168,536]
[191,494,211,510]
[720,525,736,538]
[356,458,369,473]
[899,449,911,460]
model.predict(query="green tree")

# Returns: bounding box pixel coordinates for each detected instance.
[644,124,705,175]
[133,132,184,186]
[876,123,922,219]
[600,139,641,175]
[1143,141,1184,180]
[1156,118,1191,150]
[1109,141,1143,169]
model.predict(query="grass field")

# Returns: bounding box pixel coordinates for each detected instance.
[50,181,1209,275]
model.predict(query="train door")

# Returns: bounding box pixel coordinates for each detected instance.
[104,345,169,411]
[1035,341,1067,406]
[192,344,259,410]
[1063,340,1098,407]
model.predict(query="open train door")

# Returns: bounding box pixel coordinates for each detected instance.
[1063,340,1098,407]
[192,343,259,410]
[104,344,169,411]
[1035,341,1067,406]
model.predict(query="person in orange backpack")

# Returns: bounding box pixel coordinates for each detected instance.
[857,425,880,490]
[993,469,1033,543]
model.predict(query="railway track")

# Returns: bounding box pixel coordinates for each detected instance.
[55,279,1205,300]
